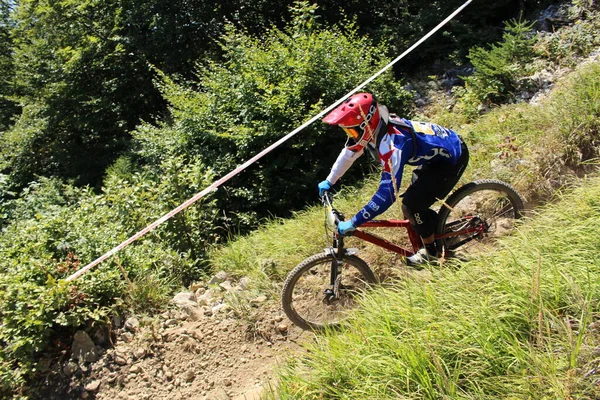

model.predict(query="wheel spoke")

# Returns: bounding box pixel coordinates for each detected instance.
[282,254,376,331]
[290,260,366,326]
[437,180,524,259]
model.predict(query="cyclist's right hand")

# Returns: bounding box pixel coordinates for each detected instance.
[337,220,355,236]
[318,180,332,196]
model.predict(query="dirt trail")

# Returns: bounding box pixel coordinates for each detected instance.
[34,276,312,400]
[86,304,309,400]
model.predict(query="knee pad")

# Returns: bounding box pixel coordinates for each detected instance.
[402,202,437,238]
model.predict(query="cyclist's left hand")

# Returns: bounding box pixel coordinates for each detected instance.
[337,220,356,236]
[318,180,332,196]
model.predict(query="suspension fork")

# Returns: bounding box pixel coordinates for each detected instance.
[325,234,344,299]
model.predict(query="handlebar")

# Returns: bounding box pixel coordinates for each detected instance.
[321,190,344,227]
[320,190,333,208]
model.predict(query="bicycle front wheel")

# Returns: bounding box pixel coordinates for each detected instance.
[436,179,525,258]
[281,253,376,331]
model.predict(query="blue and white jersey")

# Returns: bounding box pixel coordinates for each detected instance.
[350,117,463,226]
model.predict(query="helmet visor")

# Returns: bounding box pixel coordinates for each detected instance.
[342,126,361,139]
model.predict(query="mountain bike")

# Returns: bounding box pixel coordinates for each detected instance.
[281,179,525,331]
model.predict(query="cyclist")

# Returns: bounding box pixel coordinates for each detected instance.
[317,92,469,266]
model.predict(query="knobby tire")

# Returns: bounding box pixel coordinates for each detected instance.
[436,179,525,257]
[281,253,376,331]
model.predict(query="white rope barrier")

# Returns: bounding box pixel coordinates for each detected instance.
[65,0,473,282]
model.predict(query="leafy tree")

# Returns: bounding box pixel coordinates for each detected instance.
[115,0,293,79]
[0,0,18,133]
[0,0,321,190]
[134,2,413,234]
[2,0,166,189]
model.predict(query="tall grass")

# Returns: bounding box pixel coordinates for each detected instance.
[273,176,600,399]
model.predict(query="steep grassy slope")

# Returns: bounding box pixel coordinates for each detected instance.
[273,175,600,398]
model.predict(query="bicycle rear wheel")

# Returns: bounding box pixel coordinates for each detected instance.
[436,179,525,258]
[281,253,376,331]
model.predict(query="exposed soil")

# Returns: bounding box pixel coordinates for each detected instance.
[32,281,313,400]
[92,310,308,400]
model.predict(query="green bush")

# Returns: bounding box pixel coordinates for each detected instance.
[546,62,600,169]
[534,6,600,67]
[455,19,536,118]
[0,155,218,396]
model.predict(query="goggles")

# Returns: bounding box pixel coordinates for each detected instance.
[342,126,361,139]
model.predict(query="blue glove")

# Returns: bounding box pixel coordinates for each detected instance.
[337,220,356,236]
[318,180,332,196]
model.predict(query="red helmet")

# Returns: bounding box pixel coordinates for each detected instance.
[323,92,385,152]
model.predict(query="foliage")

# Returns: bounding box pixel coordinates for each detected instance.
[534,6,600,67]
[0,0,164,188]
[0,1,18,133]
[454,19,537,118]
[314,0,539,73]
[0,0,543,193]
[0,155,218,396]
[0,0,595,397]
[0,3,412,395]
[134,1,412,235]
[0,0,314,191]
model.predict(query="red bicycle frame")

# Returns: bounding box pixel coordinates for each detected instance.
[351,219,421,257]
[351,215,485,257]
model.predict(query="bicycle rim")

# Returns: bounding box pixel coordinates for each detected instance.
[436,180,525,259]
[281,253,376,331]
